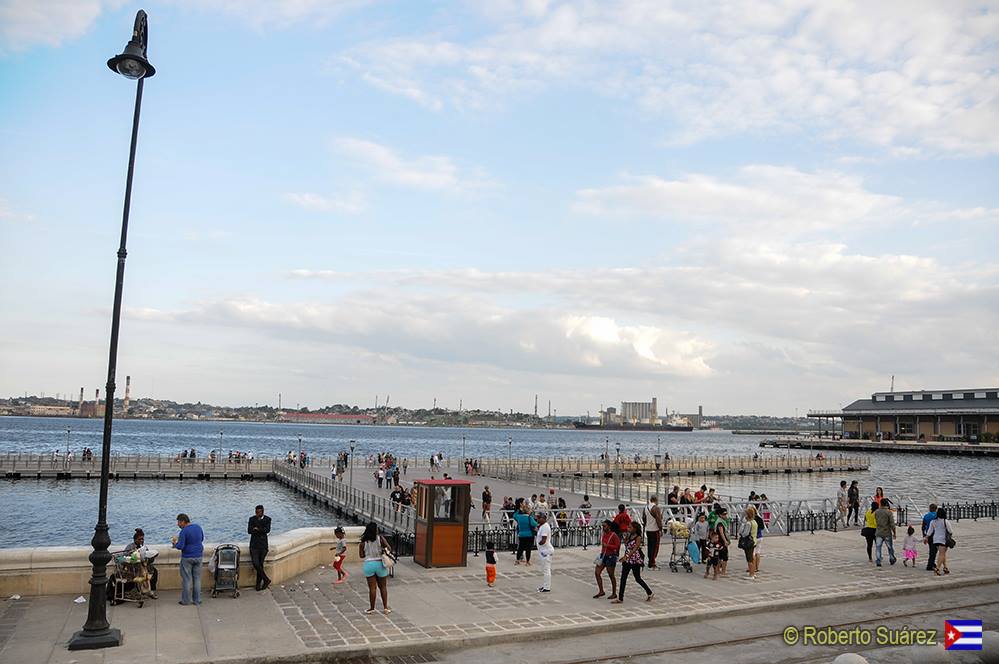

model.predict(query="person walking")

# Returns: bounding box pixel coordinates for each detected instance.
[643,495,664,570]
[359,522,392,614]
[513,503,538,565]
[837,480,849,528]
[247,504,272,591]
[593,520,620,599]
[482,486,492,523]
[172,513,204,605]
[535,513,554,592]
[921,503,938,572]
[862,501,879,562]
[612,522,653,603]
[874,498,897,567]
[924,506,953,575]
[847,480,861,526]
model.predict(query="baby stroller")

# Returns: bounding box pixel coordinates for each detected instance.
[108,550,153,607]
[667,520,694,573]
[211,544,241,598]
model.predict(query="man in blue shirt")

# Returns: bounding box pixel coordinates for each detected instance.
[921,503,937,571]
[172,513,204,605]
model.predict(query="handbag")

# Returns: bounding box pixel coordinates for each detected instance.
[379,536,396,568]
[737,535,753,550]
[861,527,875,538]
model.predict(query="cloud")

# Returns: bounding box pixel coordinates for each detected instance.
[135,234,999,394]
[574,165,904,232]
[340,1,999,155]
[334,137,493,192]
[285,191,365,214]
[127,292,717,381]
[0,0,123,52]
[0,0,366,52]
[0,198,34,223]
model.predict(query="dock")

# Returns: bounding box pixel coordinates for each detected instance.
[759,438,999,457]
[0,453,274,479]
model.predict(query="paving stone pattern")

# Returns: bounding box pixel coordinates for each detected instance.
[0,597,30,653]
[268,527,998,652]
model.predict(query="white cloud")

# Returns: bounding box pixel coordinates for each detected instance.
[0,198,34,223]
[0,0,122,52]
[334,137,492,192]
[574,165,903,232]
[134,234,999,398]
[341,1,999,155]
[285,191,365,214]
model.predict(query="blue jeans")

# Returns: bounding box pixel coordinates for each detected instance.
[875,535,896,565]
[179,557,202,604]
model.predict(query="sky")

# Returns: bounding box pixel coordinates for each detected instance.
[1,0,997,416]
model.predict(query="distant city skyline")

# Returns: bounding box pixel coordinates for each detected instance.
[1,2,997,416]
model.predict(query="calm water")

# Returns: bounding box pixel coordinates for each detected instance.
[2,417,997,547]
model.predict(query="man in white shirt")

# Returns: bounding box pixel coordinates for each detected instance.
[644,496,664,569]
[535,513,554,592]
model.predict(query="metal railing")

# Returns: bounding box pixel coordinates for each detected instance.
[938,501,998,522]
[0,453,273,474]
[272,463,417,534]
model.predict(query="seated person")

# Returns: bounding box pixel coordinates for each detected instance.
[122,527,158,598]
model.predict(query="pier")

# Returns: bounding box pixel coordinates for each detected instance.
[2,453,874,541]
[759,437,999,457]
[0,453,274,479]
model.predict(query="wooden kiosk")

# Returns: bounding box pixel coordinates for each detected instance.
[413,479,471,568]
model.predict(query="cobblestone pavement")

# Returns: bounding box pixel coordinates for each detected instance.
[269,521,999,651]
[4,520,998,664]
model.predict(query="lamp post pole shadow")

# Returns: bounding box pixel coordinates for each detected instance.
[68,9,155,651]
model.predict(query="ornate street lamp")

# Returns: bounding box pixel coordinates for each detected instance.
[69,9,155,651]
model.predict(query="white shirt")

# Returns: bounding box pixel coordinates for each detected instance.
[644,504,661,532]
[536,522,554,554]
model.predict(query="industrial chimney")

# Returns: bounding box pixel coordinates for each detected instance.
[78,388,84,417]
[95,389,100,418]
[123,376,131,415]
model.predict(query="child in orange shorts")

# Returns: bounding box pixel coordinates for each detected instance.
[485,540,497,587]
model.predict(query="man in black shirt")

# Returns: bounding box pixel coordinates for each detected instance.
[247,504,271,591]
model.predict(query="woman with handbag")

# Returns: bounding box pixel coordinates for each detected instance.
[924,506,954,576]
[611,521,653,603]
[861,502,879,562]
[359,522,393,614]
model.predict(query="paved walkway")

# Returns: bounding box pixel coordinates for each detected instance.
[3,520,998,663]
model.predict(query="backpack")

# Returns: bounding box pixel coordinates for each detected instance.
[755,514,765,538]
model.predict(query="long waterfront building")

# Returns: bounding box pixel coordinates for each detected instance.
[810,388,999,441]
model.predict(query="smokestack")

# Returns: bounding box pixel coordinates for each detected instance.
[534,394,538,418]
[78,388,84,416]
[95,389,100,418]
[123,375,131,414]
[651,397,658,424]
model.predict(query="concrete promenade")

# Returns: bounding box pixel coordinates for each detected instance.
[2,520,997,663]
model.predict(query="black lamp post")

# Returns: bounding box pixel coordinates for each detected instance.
[68,10,154,651]
[349,441,356,486]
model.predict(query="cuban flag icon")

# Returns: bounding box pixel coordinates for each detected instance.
[944,620,983,650]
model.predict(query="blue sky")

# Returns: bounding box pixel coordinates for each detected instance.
[1,1,997,415]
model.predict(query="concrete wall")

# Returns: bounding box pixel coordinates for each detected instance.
[0,526,364,597]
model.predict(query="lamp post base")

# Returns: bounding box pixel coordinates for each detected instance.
[68,627,122,651]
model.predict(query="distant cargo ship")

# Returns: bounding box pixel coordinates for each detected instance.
[573,422,694,432]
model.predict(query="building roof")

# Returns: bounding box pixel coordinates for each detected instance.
[843,398,999,412]
[811,388,999,416]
